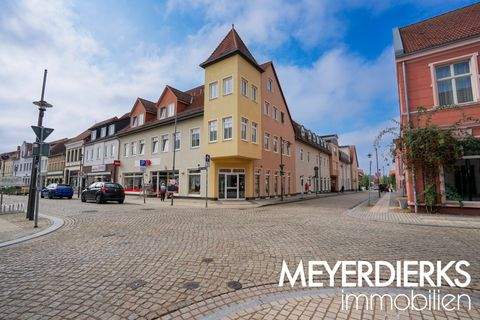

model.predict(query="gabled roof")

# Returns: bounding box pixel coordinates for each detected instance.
[292,121,331,154]
[200,27,263,72]
[166,85,193,104]
[396,3,480,56]
[66,129,91,144]
[89,116,118,130]
[138,98,157,114]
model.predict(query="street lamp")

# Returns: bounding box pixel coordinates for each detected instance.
[367,153,372,206]
[27,69,53,221]
[279,138,290,202]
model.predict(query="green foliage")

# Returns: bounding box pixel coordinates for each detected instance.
[399,126,463,177]
[423,183,438,213]
[445,184,463,207]
[459,136,480,156]
[360,175,370,189]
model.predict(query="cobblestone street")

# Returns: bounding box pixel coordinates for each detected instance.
[0,193,479,319]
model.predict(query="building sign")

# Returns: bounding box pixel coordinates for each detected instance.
[113,160,121,166]
[91,164,106,172]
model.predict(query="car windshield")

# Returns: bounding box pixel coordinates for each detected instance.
[105,183,123,189]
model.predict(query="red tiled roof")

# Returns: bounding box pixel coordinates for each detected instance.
[399,3,480,54]
[88,116,118,130]
[138,98,157,114]
[292,121,331,154]
[166,85,193,104]
[67,129,91,144]
[200,27,262,71]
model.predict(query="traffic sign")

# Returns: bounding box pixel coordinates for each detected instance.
[32,143,50,156]
[31,126,54,142]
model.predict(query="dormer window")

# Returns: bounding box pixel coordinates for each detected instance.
[91,130,97,141]
[167,103,174,117]
[108,124,115,135]
[138,114,145,126]
[100,127,107,138]
[301,127,305,137]
[159,107,167,119]
[132,116,138,127]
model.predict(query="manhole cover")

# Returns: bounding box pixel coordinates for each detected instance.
[102,233,116,238]
[227,281,242,290]
[183,281,200,290]
[128,279,147,290]
[202,258,214,263]
[82,210,97,213]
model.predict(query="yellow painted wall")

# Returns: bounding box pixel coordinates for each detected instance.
[203,54,262,199]
[203,55,262,160]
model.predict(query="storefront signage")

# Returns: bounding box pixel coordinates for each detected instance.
[113,160,121,166]
[91,164,106,172]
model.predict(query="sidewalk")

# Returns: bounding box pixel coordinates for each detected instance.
[126,191,359,209]
[347,192,480,229]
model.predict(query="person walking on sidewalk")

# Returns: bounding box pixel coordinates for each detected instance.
[159,183,166,202]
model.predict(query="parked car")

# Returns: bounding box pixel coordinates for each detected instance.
[41,183,74,199]
[81,182,125,204]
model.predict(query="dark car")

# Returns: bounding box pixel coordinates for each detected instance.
[81,182,125,204]
[41,183,74,199]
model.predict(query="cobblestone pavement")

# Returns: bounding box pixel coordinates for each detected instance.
[347,192,480,229]
[0,211,50,243]
[0,193,479,319]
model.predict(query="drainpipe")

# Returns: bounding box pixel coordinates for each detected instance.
[402,61,418,213]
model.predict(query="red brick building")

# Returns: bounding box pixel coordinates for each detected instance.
[394,3,480,211]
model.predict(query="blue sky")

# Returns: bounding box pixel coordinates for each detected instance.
[0,0,476,171]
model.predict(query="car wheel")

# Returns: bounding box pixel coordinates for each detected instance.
[68,196,72,199]
[95,194,103,204]
[40,194,44,198]
[118,199,124,204]
[81,195,86,202]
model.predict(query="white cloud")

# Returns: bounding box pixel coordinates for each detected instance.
[276,46,396,130]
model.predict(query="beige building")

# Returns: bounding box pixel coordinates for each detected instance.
[0,148,20,178]
[117,86,207,197]
[292,122,331,194]
[45,139,68,185]
[64,130,90,191]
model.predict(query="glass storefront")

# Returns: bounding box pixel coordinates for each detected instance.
[123,172,143,192]
[444,157,480,201]
[218,169,245,199]
[151,170,179,193]
[188,169,201,194]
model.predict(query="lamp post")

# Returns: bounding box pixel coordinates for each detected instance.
[27,69,52,220]
[78,152,83,198]
[171,113,178,206]
[0,154,10,210]
[367,153,372,206]
[374,146,381,199]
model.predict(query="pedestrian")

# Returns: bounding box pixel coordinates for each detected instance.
[304,182,309,194]
[159,182,166,202]
[340,185,345,193]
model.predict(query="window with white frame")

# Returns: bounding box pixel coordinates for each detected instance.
[264,101,270,116]
[138,113,145,126]
[173,132,181,150]
[209,81,218,100]
[241,117,248,141]
[159,107,167,119]
[108,124,115,135]
[132,116,138,127]
[251,122,258,143]
[100,127,107,138]
[152,137,159,154]
[190,128,200,148]
[223,76,233,95]
[267,78,273,92]
[435,60,474,105]
[104,145,108,158]
[167,103,174,117]
[188,169,201,194]
[130,141,137,156]
[209,120,218,142]
[124,143,128,157]
[139,139,145,155]
[264,132,270,150]
[97,146,101,159]
[110,144,115,157]
[273,136,278,153]
[223,117,232,140]
[91,130,97,141]
[251,85,257,102]
[161,134,169,152]
[241,78,248,96]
